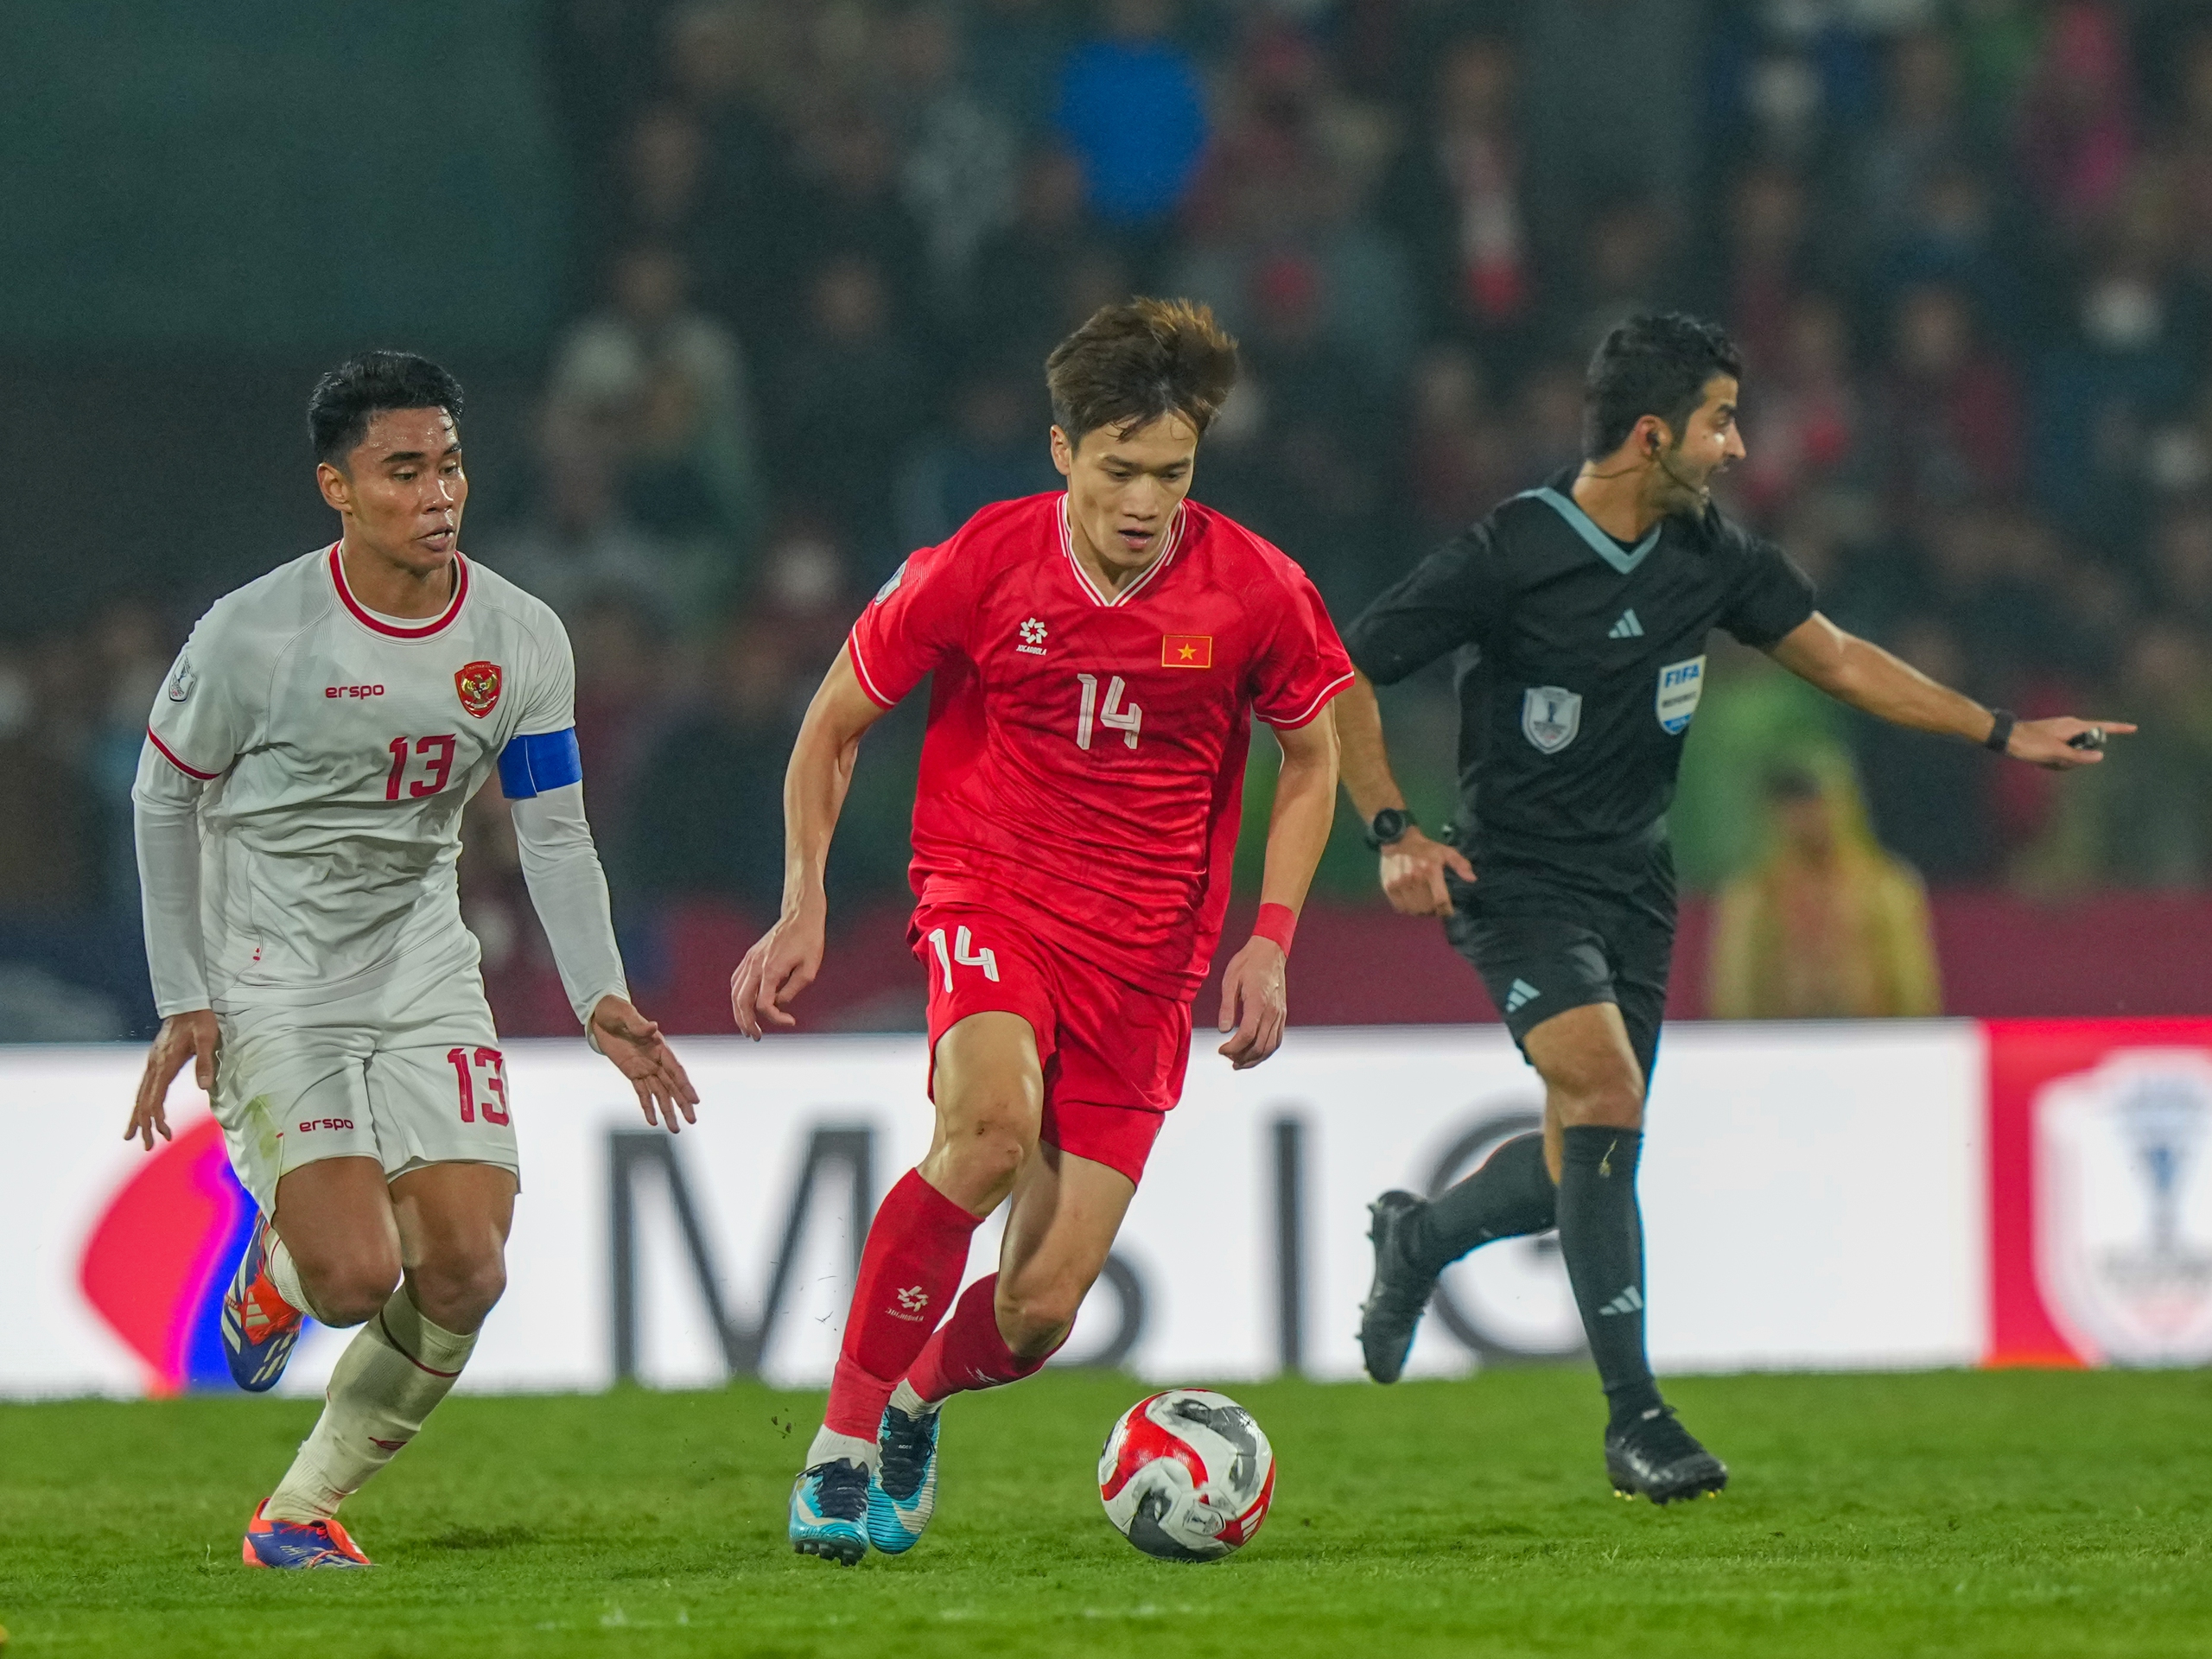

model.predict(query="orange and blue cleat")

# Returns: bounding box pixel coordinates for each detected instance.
[224,1213,305,1392]
[241,1499,372,1569]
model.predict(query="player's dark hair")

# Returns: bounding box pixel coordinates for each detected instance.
[1046,298,1239,447]
[308,351,465,468]
[1583,313,1742,460]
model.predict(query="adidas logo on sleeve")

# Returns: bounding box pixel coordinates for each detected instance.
[1607,609,1644,639]
[1503,978,1541,1014]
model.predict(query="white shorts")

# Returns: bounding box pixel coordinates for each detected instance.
[213,968,519,1214]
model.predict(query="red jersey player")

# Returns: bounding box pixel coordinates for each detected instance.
[732,299,1353,1564]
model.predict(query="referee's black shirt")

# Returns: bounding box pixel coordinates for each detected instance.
[1344,469,1817,855]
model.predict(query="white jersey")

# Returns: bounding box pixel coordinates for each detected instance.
[146,543,574,1009]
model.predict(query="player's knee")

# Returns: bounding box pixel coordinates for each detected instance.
[306,1253,404,1327]
[407,1249,507,1332]
[1554,1070,1644,1129]
[942,1101,1036,1188]
[995,1271,1086,1358]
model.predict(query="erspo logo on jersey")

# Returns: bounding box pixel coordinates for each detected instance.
[326,684,386,699]
[455,660,503,719]
[76,1117,273,1394]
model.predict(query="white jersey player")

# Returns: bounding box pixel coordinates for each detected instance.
[123,353,698,1571]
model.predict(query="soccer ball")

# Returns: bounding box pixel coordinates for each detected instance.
[1097,1389,1275,1561]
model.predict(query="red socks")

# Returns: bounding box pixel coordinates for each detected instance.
[906,1274,1057,1405]
[822,1170,982,1438]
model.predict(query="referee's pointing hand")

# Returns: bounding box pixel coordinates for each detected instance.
[1380,828,1476,918]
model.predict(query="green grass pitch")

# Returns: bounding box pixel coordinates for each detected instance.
[3,1368,2208,1657]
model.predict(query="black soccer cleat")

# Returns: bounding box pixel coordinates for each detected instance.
[1358,1190,1441,1384]
[1605,1406,1729,1504]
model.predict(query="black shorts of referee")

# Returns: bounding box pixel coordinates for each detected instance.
[1443,823,1675,1088]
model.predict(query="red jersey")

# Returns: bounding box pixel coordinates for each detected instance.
[848,493,1353,1000]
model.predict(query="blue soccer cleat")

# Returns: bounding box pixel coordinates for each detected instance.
[867,1398,942,1555]
[224,1213,307,1393]
[789,1459,870,1565]
[241,1499,372,1569]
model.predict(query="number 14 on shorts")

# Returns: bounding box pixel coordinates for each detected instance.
[926,925,1000,991]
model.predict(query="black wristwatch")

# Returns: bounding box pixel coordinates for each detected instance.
[1364,807,1416,849]
[1984,709,2017,754]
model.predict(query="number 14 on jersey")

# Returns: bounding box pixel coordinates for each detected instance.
[1075,674,1141,752]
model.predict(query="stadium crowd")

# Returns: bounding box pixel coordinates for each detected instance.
[10,0,2212,1034]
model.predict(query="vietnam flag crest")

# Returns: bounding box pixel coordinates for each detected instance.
[1160,634,1213,669]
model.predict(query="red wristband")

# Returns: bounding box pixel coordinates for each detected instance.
[1253,902,1297,957]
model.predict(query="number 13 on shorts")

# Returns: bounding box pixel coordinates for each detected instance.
[926,925,1000,991]
[447,1046,511,1125]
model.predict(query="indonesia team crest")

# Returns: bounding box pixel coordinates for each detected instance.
[2034,1051,2212,1365]
[454,660,503,719]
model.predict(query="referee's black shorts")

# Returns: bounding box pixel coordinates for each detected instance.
[1440,828,1677,1090]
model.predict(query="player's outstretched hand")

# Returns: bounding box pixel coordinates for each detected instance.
[1217,936,1288,1071]
[1379,828,1475,918]
[730,904,827,1039]
[591,995,700,1135]
[2006,715,2138,771]
[126,1009,218,1152]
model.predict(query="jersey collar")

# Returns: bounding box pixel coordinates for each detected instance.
[1522,486,1661,576]
[1057,495,1187,607]
[327,541,471,638]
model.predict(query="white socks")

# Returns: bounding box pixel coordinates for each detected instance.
[264,1234,316,1322]
[263,1286,477,1523]
[804,1427,878,1474]
[802,1382,944,1475]
[890,1378,938,1416]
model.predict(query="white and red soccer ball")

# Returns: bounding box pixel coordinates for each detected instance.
[1098,1389,1275,1561]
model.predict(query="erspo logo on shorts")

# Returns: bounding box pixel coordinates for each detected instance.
[297,1117,354,1134]
[78,1118,266,1395]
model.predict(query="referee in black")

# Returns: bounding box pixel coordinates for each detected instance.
[1338,314,2128,1503]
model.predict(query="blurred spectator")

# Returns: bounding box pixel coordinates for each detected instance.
[0,644,95,912]
[966,0,1072,138]
[1400,345,1522,546]
[2015,2,2137,243]
[1520,0,1703,270]
[2024,621,2212,889]
[1708,760,1943,1019]
[775,256,926,566]
[477,441,693,625]
[1382,33,1535,354]
[628,619,800,917]
[1873,282,2022,521]
[897,370,1058,551]
[1719,164,1816,375]
[887,3,1020,302]
[784,111,932,336]
[1853,616,2000,882]
[81,599,172,916]
[1056,0,1209,225]
[1856,29,1976,262]
[967,149,1110,364]
[545,244,764,559]
[1737,293,1866,527]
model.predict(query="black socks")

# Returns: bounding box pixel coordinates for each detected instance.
[1555,1126,1662,1426]
[1410,1131,1557,1270]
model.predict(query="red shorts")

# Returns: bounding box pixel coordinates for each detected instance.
[910,902,1192,1185]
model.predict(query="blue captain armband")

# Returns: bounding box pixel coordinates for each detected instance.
[498,728,583,799]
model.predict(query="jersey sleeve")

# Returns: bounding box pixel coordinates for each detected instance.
[845,534,982,709]
[499,613,584,799]
[144,611,255,780]
[1342,521,1506,686]
[1250,563,1357,729]
[1718,522,1819,649]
